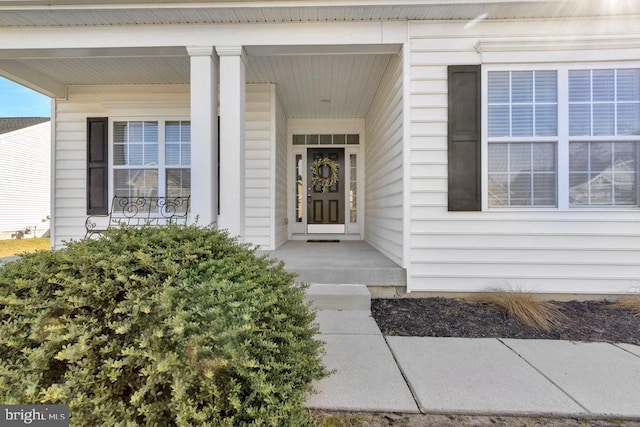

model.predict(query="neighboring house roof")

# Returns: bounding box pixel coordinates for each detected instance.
[0,117,50,135]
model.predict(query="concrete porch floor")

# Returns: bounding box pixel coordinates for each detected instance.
[262,241,406,287]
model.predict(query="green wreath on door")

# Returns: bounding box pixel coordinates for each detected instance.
[311,157,339,193]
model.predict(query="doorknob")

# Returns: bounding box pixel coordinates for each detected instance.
[307,194,312,203]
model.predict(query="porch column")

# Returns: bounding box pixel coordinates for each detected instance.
[187,46,218,227]
[216,46,246,238]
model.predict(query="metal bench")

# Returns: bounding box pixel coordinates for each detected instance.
[85,195,190,238]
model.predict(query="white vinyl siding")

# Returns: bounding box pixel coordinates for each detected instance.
[53,85,190,248]
[0,122,51,237]
[409,17,640,294]
[274,88,288,249]
[244,84,274,249]
[53,84,277,250]
[365,52,403,266]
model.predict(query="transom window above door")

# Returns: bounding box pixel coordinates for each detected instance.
[292,134,359,145]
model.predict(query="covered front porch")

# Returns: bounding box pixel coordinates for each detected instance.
[263,241,406,288]
[0,17,409,275]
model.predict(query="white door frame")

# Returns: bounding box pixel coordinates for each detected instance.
[287,118,364,240]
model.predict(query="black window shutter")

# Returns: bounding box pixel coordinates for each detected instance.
[86,117,109,215]
[448,65,481,211]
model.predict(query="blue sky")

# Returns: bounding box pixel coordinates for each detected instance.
[0,77,51,118]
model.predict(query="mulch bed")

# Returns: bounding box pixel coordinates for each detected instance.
[371,298,640,345]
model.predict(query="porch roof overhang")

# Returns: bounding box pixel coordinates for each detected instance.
[0,0,638,26]
[1,0,638,114]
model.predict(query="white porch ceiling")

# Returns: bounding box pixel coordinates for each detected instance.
[0,1,639,27]
[6,49,396,118]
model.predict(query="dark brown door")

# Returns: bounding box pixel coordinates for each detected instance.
[307,148,345,225]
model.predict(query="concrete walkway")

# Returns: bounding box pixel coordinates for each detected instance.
[306,307,640,419]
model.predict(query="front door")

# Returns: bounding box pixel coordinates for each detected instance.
[307,148,345,233]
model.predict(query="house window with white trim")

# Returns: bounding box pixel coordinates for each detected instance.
[487,70,558,207]
[568,69,640,206]
[113,120,191,202]
[486,66,640,209]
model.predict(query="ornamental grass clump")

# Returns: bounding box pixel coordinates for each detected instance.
[472,288,565,332]
[615,294,640,316]
[0,225,327,426]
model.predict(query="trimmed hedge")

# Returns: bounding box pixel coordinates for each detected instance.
[0,225,326,426]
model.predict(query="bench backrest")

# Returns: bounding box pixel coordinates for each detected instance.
[109,196,190,227]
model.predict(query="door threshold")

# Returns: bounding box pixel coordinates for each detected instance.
[290,234,362,241]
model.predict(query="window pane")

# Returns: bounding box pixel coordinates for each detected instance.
[590,142,613,173]
[617,103,640,135]
[114,169,158,197]
[166,169,191,200]
[320,134,332,145]
[512,71,533,103]
[593,69,615,102]
[114,144,126,165]
[295,155,303,222]
[333,134,346,145]
[144,121,158,142]
[347,134,360,145]
[569,141,638,207]
[510,173,532,206]
[488,142,557,207]
[182,122,191,141]
[128,121,143,142]
[533,174,556,205]
[350,154,357,223]
[569,69,640,137]
[569,142,589,171]
[488,71,509,103]
[569,104,591,136]
[114,122,127,143]
[144,144,158,166]
[181,144,191,166]
[166,121,180,143]
[614,173,636,205]
[510,143,531,172]
[569,70,591,103]
[166,144,180,165]
[593,103,615,136]
[488,144,508,172]
[614,142,636,171]
[535,104,557,136]
[488,174,508,207]
[533,142,555,171]
[512,105,533,137]
[590,172,613,205]
[292,135,305,145]
[114,170,129,194]
[128,144,143,165]
[617,69,640,102]
[535,71,557,103]
[307,135,318,145]
[489,70,556,138]
[569,173,590,205]
[488,105,510,137]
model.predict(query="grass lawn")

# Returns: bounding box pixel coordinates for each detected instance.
[0,237,51,257]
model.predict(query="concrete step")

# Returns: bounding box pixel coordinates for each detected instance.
[292,266,406,287]
[305,284,371,311]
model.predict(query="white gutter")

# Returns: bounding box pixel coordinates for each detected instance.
[0,0,572,11]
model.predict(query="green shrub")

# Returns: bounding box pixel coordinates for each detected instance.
[0,225,326,426]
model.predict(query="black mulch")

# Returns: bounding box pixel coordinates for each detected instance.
[371,298,640,345]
